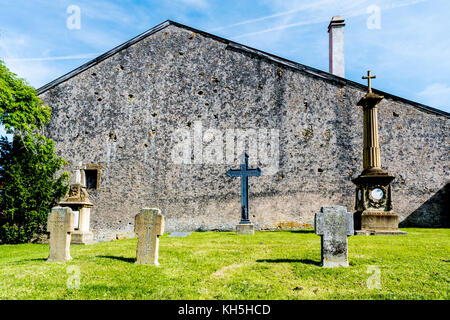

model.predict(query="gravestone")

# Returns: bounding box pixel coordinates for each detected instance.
[47,206,75,262]
[226,152,261,235]
[135,208,165,265]
[314,206,354,267]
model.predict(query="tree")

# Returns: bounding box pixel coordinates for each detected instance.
[0,60,69,243]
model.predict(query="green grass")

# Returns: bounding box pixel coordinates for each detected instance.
[0,228,448,300]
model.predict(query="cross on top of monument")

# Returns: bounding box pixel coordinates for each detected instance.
[73,161,86,184]
[226,152,261,224]
[362,70,376,93]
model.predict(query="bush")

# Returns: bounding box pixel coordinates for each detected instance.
[0,60,68,243]
[0,135,69,243]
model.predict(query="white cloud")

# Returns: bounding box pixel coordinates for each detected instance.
[418,83,450,109]
[3,60,60,89]
[209,0,331,32]
[4,53,99,62]
[0,32,55,87]
[76,0,135,25]
[70,29,124,51]
[229,0,428,39]
[178,0,209,8]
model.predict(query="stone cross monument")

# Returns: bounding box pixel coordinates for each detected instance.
[135,208,165,265]
[226,152,261,235]
[59,182,94,245]
[47,207,75,262]
[352,71,407,235]
[314,206,354,267]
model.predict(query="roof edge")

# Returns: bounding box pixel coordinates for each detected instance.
[36,20,450,118]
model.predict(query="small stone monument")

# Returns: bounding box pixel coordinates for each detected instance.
[226,152,261,235]
[314,206,354,267]
[135,208,165,265]
[59,183,94,244]
[47,206,75,262]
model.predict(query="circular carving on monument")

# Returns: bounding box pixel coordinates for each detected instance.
[367,186,387,209]
[371,188,384,200]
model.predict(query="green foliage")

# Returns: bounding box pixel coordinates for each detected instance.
[0,60,50,135]
[0,60,69,244]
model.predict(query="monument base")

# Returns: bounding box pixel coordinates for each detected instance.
[354,210,406,235]
[322,259,349,268]
[236,224,254,235]
[47,256,72,262]
[135,260,159,266]
[71,231,94,245]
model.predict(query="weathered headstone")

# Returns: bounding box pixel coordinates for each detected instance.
[47,206,75,262]
[226,152,261,235]
[135,208,165,265]
[314,206,354,267]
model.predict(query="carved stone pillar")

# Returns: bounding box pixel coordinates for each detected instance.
[352,71,407,235]
[59,183,95,244]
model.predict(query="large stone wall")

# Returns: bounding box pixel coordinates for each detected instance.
[39,23,449,241]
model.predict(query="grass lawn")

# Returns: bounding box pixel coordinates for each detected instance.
[0,228,448,300]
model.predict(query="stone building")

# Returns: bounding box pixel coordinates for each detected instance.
[37,20,449,242]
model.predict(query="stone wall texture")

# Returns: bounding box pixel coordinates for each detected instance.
[39,22,450,242]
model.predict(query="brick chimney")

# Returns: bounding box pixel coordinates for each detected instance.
[328,16,345,78]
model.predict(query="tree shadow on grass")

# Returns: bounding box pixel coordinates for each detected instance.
[97,255,135,263]
[256,258,321,266]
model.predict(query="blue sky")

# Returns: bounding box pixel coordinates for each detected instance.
[0,0,449,132]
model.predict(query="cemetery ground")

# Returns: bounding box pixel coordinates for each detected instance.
[0,228,448,300]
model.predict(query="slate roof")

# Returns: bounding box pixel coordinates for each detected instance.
[36,20,449,118]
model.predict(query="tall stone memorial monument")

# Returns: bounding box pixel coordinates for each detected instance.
[135,208,165,265]
[352,71,407,235]
[314,206,354,267]
[47,207,75,262]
